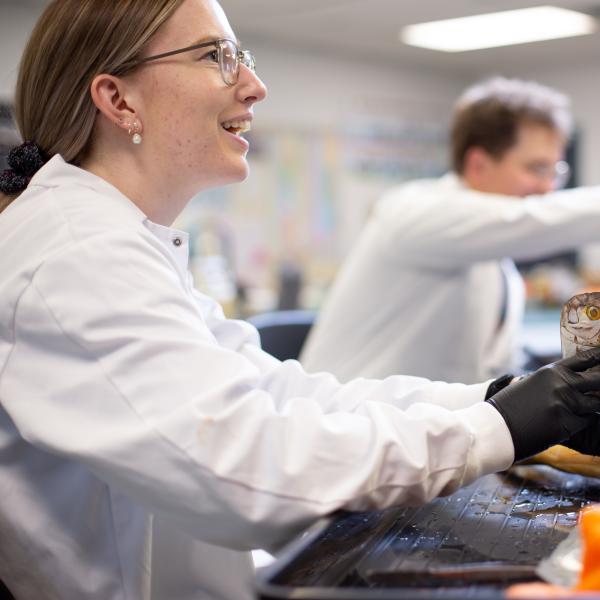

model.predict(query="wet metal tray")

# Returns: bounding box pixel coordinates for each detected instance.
[256,466,600,599]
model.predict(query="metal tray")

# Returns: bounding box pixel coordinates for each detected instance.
[256,466,600,599]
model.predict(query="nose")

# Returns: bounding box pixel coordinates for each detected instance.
[236,64,267,105]
[537,179,555,194]
[527,174,555,196]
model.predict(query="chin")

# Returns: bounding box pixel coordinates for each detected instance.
[196,163,249,192]
[225,160,250,183]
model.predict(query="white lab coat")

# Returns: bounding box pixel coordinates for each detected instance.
[0,157,513,600]
[301,174,600,384]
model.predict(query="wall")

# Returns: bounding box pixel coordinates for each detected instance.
[0,4,41,98]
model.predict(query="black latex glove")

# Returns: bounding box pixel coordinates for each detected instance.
[562,414,600,456]
[485,348,600,462]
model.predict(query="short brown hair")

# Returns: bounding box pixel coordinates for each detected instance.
[451,77,572,174]
[1,0,184,210]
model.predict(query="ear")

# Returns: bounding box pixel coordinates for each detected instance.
[462,146,492,179]
[89,73,143,136]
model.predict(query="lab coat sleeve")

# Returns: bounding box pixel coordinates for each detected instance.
[185,247,496,405]
[253,350,494,412]
[3,229,513,552]
[379,184,600,268]
[190,282,492,413]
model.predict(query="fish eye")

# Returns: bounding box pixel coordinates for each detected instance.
[585,306,600,321]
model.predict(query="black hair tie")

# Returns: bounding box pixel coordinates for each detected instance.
[0,141,48,195]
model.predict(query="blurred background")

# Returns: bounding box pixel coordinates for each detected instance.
[2,0,600,328]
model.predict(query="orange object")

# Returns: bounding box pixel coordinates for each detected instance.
[505,582,571,597]
[506,582,599,597]
[577,506,600,591]
[506,506,600,597]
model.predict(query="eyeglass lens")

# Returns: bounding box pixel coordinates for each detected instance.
[554,160,570,188]
[218,40,256,86]
[525,160,570,189]
[219,40,238,85]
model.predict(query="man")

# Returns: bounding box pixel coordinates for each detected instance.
[301,77,600,384]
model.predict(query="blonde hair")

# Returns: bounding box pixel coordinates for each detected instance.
[1,0,184,210]
[451,77,573,174]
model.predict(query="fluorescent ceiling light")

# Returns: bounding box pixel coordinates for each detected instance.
[401,6,597,52]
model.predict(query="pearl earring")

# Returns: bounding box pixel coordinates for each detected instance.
[128,121,143,145]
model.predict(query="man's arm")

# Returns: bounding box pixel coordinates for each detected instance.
[377,182,600,268]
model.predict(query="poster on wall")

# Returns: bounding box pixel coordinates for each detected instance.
[176,113,449,314]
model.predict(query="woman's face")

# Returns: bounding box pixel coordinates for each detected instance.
[132,0,267,198]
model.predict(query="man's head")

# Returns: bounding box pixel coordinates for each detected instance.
[451,77,572,197]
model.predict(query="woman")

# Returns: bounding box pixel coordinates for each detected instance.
[1,1,600,599]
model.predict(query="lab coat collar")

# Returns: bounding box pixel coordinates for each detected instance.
[145,221,190,273]
[29,155,148,223]
[440,171,467,190]
[29,155,190,272]
[443,171,520,200]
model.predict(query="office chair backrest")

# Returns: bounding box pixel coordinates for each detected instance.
[0,580,15,600]
[247,310,316,361]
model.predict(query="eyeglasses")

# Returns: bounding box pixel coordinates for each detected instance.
[525,160,571,189]
[126,38,255,86]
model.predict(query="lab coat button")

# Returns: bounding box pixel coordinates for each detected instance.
[172,237,182,247]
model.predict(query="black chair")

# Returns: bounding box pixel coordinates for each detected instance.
[247,310,316,361]
[0,581,15,600]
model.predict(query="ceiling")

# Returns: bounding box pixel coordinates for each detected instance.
[219,0,600,74]
[5,0,600,75]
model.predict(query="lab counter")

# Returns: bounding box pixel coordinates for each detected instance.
[256,465,600,599]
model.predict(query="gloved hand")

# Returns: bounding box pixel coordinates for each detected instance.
[562,414,600,456]
[485,348,600,462]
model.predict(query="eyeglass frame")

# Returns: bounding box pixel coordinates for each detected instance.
[523,159,571,189]
[122,38,255,86]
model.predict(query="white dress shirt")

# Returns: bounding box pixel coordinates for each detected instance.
[0,157,512,600]
[301,174,600,384]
